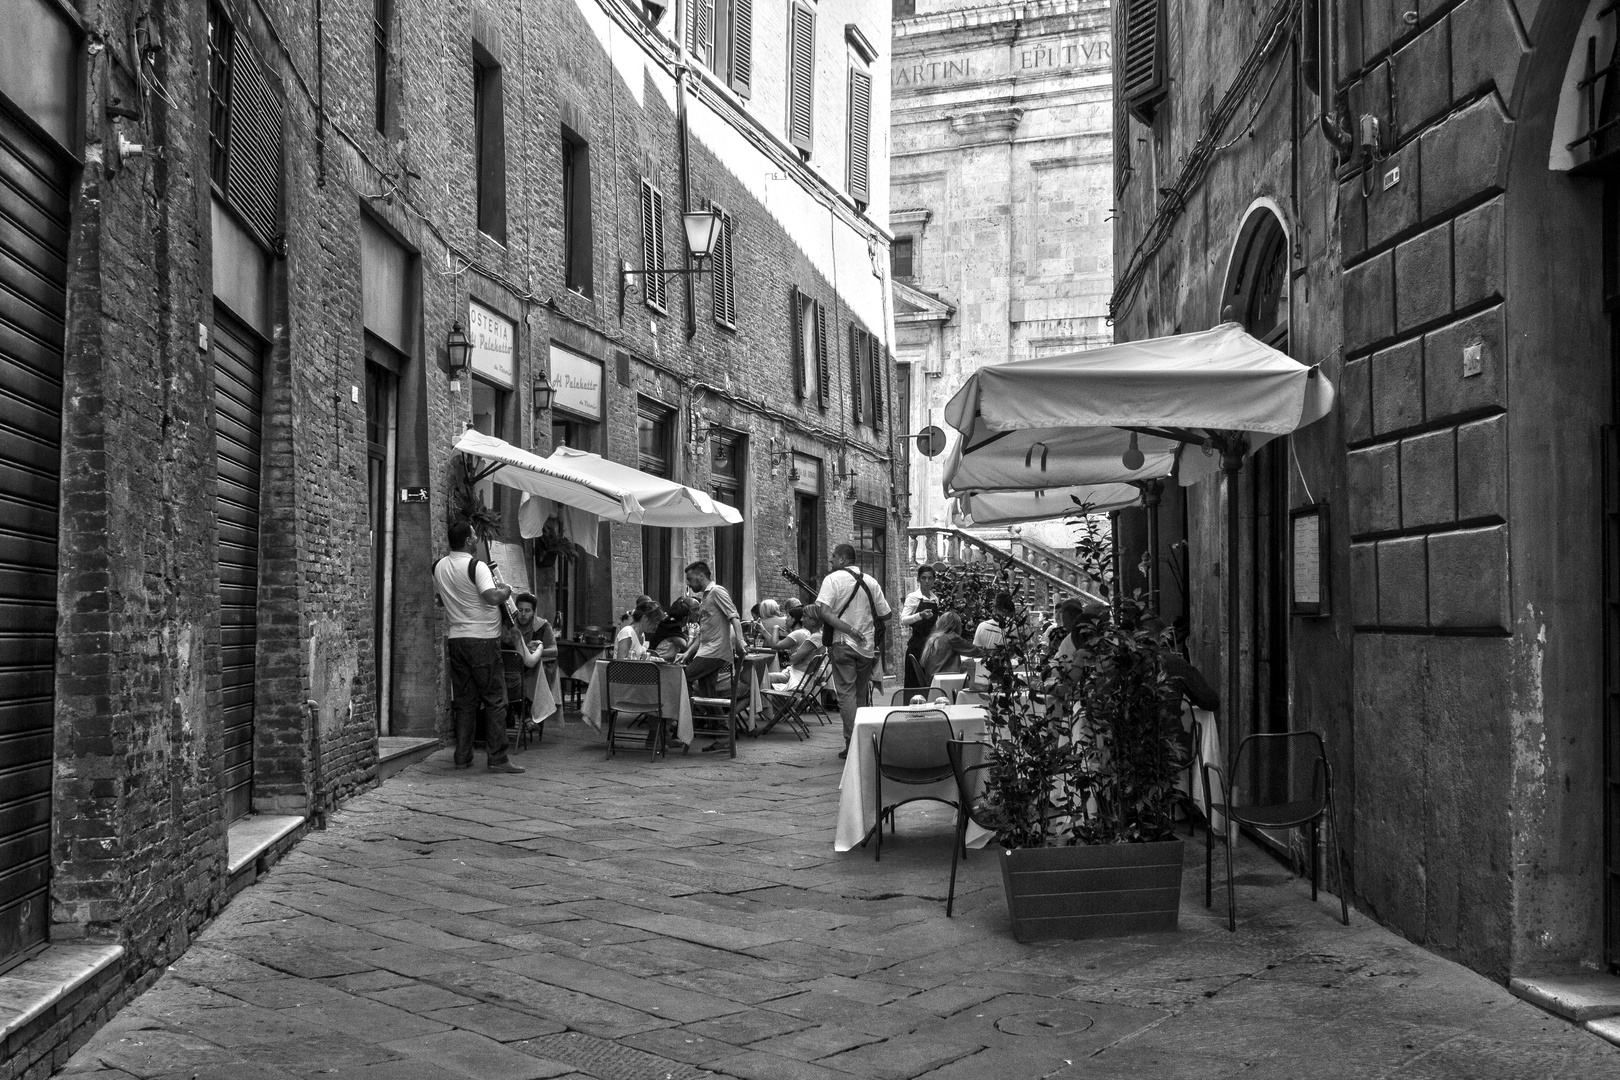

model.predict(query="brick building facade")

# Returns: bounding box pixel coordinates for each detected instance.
[1110,0,1616,981]
[890,0,1114,534]
[0,0,894,1071]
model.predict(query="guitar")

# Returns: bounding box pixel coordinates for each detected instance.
[779,567,889,654]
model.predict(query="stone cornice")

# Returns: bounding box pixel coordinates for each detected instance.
[894,0,1111,42]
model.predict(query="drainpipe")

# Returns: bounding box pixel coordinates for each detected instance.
[674,0,697,340]
[1314,0,1355,159]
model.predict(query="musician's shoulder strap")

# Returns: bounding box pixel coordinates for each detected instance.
[434,552,486,587]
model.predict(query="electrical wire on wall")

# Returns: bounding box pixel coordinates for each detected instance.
[1109,0,1300,324]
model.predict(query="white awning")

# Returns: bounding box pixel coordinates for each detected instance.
[943,322,1334,495]
[953,484,1144,527]
[543,447,743,527]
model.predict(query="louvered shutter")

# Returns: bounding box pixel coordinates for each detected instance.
[641,180,667,312]
[690,0,715,67]
[1112,1,1132,192]
[870,335,883,428]
[847,66,872,206]
[730,0,754,98]
[1122,0,1167,124]
[790,287,805,398]
[816,301,830,406]
[850,325,865,424]
[787,1,816,154]
[710,205,736,328]
[224,44,283,247]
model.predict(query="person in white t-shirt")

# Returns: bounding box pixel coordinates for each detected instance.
[432,522,524,774]
[814,543,893,757]
[615,600,664,660]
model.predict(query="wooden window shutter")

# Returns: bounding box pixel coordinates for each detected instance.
[690,0,715,67]
[816,301,830,406]
[869,335,883,428]
[787,1,816,155]
[1112,1,1132,192]
[846,66,872,207]
[730,0,754,98]
[710,205,736,328]
[224,44,284,247]
[849,325,865,424]
[790,287,806,398]
[641,180,668,312]
[1122,0,1167,124]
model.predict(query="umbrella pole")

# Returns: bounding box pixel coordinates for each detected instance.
[1222,444,1246,771]
[1144,480,1163,616]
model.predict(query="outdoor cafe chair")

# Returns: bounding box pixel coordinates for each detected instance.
[604,660,669,761]
[870,709,957,862]
[945,738,996,917]
[689,659,743,759]
[1202,730,1349,932]
[890,686,952,706]
[759,654,827,741]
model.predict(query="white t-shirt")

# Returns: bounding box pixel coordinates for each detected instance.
[815,566,892,658]
[973,619,1003,650]
[615,624,648,659]
[434,552,500,639]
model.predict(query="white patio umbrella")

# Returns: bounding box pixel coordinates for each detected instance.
[952,483,1143,526]
[940,321,1335,750]
[544,446,742,527]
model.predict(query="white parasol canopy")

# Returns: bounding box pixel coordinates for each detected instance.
[953,483,1144,527]
[452,432,742,526]
[942,322,1333,495]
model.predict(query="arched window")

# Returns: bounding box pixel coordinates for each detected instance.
[1225,209,1290,349]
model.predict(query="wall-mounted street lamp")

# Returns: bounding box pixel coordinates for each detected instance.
[446,321,473,380]
[533,370,556,413]
[618,208,725,318]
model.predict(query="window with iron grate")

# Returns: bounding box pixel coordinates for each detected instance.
[206,3,234,189]
[373,0,391,133]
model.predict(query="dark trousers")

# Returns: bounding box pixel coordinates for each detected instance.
[685,655,731,696]
[449,637,509,766]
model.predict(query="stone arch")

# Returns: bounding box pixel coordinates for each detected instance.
[1219,199,1291,349]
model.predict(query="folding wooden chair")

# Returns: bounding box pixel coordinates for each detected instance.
[689,660,742,758]
[760,655,827,741]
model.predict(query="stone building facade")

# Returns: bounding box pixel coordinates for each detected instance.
[0,0,893,1071]
[1110,0,1617,982]
[890,0,1114,533]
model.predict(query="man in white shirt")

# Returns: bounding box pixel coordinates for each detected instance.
[815,543,893,758]
[432,522,525,774]
[680,561,744,695]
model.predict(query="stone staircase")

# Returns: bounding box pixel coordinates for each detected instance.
[905,526,1104,611]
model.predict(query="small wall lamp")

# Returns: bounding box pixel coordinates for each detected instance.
[533,370,556,412]
[618,207,726,317]
[446,321,472,378]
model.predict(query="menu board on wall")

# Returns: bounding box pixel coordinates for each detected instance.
[1290,504,1329,617]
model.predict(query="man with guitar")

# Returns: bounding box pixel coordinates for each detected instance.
[432,521,525,774]
[812,543,893,759]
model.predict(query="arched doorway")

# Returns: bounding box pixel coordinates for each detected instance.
[1224,205,1292,808]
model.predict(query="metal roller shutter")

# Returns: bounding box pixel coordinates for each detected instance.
[0,102,68,970]
[212,310,264,823]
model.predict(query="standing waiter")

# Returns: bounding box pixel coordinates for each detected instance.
[433,522,525,773]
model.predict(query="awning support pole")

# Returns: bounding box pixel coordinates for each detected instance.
[1220,438,1247,773]
[1142,479,1163,616]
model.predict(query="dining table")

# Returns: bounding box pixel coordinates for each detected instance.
[738,651,778,730]
[834,702,994,853]
[557,639,611,706]
[579,659,694,746]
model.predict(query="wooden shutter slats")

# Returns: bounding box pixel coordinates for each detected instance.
[870,334,883,428]
[224,43,283,247]
[790,286,805,399]
[691,0,715,67]
[710,204,736,328]
[816,300,830,406]
[731,0,753,98]
[788,1,816,154]
[1122,0,1166,123]
[847,67,871,206]
[641,180,667,312]
[850,325,864,425]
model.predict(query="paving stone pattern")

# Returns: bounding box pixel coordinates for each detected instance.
[60,717,1616,1079]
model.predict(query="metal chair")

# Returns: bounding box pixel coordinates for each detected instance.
[1202,730,1349,931]
[945,739,996,917]
[760,655,827,741]
[603,660,668,760]
[870,709,957,862]
[889,686,951,706]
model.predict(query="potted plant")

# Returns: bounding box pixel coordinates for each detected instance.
[450,454,501,543]
[534,516,583,569]
[975,512,1190,941]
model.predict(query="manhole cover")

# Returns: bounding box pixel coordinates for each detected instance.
[995,1007,1096,1037]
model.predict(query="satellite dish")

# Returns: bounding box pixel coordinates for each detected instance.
[913,425,946,458]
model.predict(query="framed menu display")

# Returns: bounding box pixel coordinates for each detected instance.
[1290,504,1329,617]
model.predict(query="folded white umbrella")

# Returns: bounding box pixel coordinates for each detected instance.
[544,446,743,527]
[953,483,1143,527]
[942,322,1333,495]
[455,430,643,519]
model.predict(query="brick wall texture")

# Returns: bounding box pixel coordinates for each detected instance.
[1112,0,1608,981]
[15,0,895,1057]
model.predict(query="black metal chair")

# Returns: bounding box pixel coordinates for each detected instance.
[1202,730,1349,931]
[945,739,996,917]
[870,709,956,862]
[603,660,668,760]
[889,686,951,706]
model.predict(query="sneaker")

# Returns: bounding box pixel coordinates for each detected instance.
[487,762,526,774]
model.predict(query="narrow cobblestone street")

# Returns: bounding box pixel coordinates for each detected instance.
[61,718,1616,1080]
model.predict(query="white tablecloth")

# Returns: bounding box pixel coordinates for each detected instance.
[580,660,694,745]
[835,703,994,852]
[929,672,968,700]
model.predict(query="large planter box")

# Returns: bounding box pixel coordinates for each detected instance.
[998,840,1185,942]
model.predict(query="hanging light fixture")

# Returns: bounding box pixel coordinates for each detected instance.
[1122,431,1145,471]
[533,369,556,412]
[446,321,473,378]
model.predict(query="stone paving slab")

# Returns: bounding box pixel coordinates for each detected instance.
[60,715,1619,1079]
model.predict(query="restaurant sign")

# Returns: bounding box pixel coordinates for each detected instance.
[550,344,604,421]
[468,300,515,388]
